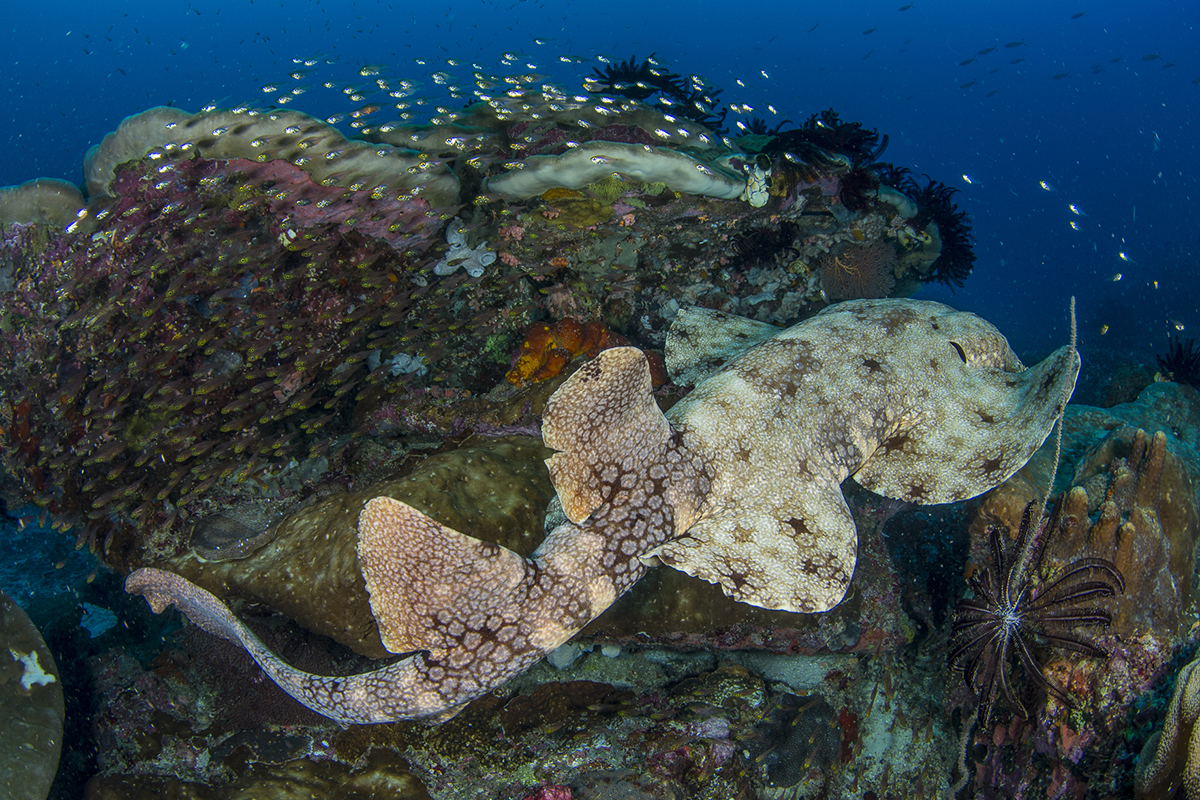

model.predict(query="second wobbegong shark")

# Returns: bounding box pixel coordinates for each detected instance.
[126,298,1080,724]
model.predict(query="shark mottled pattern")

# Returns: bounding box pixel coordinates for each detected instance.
[654,299,1076,611]
[126,298,1078,724]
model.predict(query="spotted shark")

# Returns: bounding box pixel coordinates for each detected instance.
[127,298,1079,724]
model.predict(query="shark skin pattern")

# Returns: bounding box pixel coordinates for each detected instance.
[126,298,1079,724]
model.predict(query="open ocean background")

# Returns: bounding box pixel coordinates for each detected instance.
[3,0,1197,361]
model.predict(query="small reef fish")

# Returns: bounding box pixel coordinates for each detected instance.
[1099,325,1109,335]
[1069,221,1082,231]
[1109,273,1122,281]
[1069,204,1087,216]
[1039,180,1055,191]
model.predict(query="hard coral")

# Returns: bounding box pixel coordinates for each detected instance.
[1136,655,1200,800]
[1054,427,1199,638]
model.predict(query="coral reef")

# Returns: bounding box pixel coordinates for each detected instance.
[957,382,1200,798]
[82,106,459,206]
[485,141,747,201]
[0,54,1010,794]
[0,152,473,560]
[1136,654,1200,799]
[0,178,85,227]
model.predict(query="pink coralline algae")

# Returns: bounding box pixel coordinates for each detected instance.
[111,157,442,254]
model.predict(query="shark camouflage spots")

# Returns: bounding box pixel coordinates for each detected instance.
[127,298,1080,724]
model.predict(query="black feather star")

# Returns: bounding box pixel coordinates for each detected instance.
[1157,334,1200,386]
[950,499,1124,726]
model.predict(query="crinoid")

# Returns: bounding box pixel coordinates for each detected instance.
[1157,334,1200,386]
[888,172,976,286]
[588,54,727,130]
[729,221,800,269]
[950,499,1124,725]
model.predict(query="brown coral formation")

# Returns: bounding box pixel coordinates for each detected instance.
[505,318,629,387]
[1136,656,1200,799]
[972,427,1198,639]
[817,239,897,300]
[1057,428,1198,637]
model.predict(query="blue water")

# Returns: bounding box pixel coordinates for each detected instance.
[4,0,1197,361]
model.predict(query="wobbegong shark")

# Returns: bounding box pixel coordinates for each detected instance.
[126,298,1079,724]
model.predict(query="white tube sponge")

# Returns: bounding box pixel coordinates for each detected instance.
[485,141,747,201]
[434,217,496,277]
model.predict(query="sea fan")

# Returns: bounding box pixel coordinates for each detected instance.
[817,240,897,300]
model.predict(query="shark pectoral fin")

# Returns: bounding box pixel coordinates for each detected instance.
[648,482,858,613]
[665,307,781,386]
[856,344,1080,505]
[542,347,671,523]
[357,497,531,656]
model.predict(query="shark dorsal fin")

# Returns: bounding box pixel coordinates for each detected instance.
[542,347,671,523]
